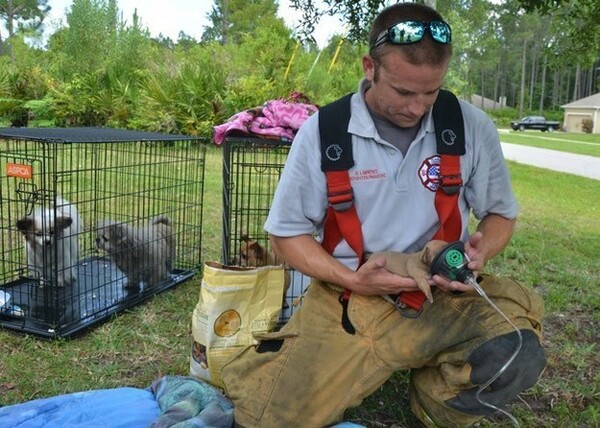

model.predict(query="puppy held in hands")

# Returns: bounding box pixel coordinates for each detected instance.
[17,196,82,287]
[239,234,291,308]
[96,215,175,290]
[367,240,448,303]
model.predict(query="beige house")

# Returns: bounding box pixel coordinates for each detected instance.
[561,93,600,133]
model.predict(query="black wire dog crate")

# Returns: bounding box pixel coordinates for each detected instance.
[221,137,311,322]
[0,128,206,338]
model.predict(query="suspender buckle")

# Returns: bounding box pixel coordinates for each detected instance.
[382,293,424,318]
[392,294,423,318]
[438,174,462,195]
[328,188,354,212]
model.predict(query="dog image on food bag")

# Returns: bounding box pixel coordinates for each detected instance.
[17,196,83,287]
[367,240,448,303]
[238,234,291,308]
[95,215,175,290]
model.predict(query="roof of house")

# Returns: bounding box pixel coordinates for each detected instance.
[561,92,600,109]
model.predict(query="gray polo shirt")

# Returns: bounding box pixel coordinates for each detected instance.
[264,82,518,270]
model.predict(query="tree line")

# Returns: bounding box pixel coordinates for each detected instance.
[0,0,598,135]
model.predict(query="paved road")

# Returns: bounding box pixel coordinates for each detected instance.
[500,142,600,180]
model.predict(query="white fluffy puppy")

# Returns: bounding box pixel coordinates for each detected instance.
[17,196,82,287]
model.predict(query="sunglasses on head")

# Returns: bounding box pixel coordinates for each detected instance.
[372,20,452,49]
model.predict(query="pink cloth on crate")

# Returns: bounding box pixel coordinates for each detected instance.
[213,97,318,145]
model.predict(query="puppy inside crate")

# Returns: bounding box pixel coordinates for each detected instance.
[237,234,310,312]
[95,215,176,291]
[16,195,83,288]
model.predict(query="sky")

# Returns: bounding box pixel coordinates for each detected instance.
[44,0,341,48]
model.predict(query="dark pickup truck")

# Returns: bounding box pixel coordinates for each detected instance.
[510,116,561,132]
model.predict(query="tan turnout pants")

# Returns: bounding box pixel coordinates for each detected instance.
[222,274,545,427]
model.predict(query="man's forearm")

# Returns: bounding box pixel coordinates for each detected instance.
[269,234,356,288]
[475,214,516,263]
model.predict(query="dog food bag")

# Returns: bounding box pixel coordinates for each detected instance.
[190,262,285,388]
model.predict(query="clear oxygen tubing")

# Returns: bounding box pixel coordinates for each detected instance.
[463,256,523,428]
[383,273,524,426]
[383,245,525,427]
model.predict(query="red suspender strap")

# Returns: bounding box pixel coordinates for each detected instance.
[322,169,362,333]
[319,94,362,264]
[431,90,465,244]
[433,154,463,241]
[396,90,465,311]
[318,95,362,329]
[322,170,364,264]
[398,154,463,311]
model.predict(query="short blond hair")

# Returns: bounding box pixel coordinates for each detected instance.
[368,2,452,67]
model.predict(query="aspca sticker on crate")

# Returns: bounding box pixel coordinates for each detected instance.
[190,261,285,388]
[6,163,32,179]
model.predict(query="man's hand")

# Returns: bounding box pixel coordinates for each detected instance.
[432,212,516,293]
[270,234,420,297]
[431,231,484,293]
[355,255,419,296]
[464,230,486,274]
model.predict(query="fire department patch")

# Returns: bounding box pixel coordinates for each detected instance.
[418,155,441,192]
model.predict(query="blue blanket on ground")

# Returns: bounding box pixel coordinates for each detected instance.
[0,387,160,427]
[0,376,234,428]
[0,376,364,427]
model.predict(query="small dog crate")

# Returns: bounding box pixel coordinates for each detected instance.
[0,127,207,338]
[221,136,311,322]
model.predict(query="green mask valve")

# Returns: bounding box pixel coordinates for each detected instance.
[429,241,475,284]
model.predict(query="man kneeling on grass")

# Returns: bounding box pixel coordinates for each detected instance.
[222,3,546,427]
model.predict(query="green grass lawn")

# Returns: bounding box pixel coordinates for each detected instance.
[498,128,600,158]
[1,144,599,427]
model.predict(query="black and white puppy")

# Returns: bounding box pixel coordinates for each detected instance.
[17,196,82,287]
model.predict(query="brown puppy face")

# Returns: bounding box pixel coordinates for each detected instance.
[420,240,449,265]
[238,234,290,309]
[239,234,268,267]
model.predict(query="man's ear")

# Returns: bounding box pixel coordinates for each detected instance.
[362,54,375,81]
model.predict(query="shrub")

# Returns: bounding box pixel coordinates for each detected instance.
[487,107,520,127]
[0,98,28,126]
[581,118,593,133]
[24,98,54,122]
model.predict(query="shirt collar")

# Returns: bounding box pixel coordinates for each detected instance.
[349,79,435,140]
[347,79,378,139]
